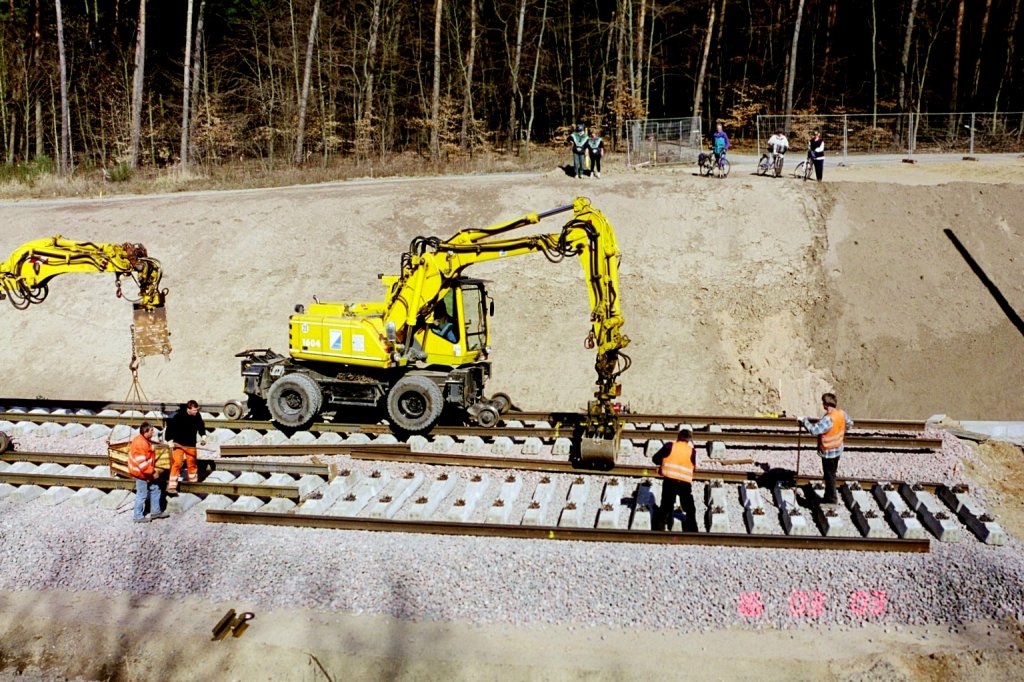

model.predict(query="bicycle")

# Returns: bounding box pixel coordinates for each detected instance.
[793,151,814,181]
[698,151,731,178]
[757,148,787,178]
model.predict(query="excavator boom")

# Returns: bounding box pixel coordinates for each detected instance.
[0,235,171,358]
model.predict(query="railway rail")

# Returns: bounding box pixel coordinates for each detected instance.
[0,444,1005,552]
[0,405,942,451]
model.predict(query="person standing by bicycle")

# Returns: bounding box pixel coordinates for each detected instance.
[809,130,825,182]
[712,122,730,168]
[767,130,789,174]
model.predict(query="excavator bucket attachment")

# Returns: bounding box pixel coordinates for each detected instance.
[577,435,619,470]
[132,306,172,358]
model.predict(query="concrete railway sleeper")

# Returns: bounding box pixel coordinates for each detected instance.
[0,452,1003,547]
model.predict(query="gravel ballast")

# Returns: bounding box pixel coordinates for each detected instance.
[2,431,1023,633]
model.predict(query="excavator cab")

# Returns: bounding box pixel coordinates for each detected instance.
[417,281,490,365]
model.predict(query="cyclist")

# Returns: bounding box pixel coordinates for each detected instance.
[767,130,789,175]
[712,122,730,169]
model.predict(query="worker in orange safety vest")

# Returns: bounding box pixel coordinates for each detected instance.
[129,421,169,523]
[799,392,854,505]
[651,426,699,532]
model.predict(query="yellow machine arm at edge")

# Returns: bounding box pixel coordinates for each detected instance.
[0,235,166,311]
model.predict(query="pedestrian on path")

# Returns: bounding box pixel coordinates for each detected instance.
[587,131,604,178]
[799,393,853,504]
[809,131,825,182]
[569,124,589,179]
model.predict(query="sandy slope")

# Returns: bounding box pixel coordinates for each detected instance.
[1,157,1022,420]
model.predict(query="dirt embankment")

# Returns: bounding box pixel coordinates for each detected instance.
[0,161,1021,421]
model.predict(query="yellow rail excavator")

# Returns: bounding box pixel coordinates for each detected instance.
[236,197,631,468]
[0,235,171,358]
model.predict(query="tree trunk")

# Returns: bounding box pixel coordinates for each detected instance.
[293,0,321,164]
[190,0,206,155]
[949,0,964,136]
[692,0,716,122]
[566,0,575,126]
[180,0,194,170]
[55,0,70,174]
[994,0,1022,115]
[32,0,41,160]
[970,0,993,102]
[899,0,920,113]
[459,0,477,151]
[429,0,442,161]
[634,0,646,101]
[363,0,382,123]
[129,0,146,170]
[508,0,527,151]
[783,0,806,131]
[524,0,548,151]
[871,0,878,128]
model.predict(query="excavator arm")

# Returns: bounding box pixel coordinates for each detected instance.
[383,197,630,466]
[0,236,171,357]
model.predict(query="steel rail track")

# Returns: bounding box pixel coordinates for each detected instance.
[204,509,930,553]
[0,472,302,499]
[341,448,949,493]
[0,410,941,450]
[0,400,929,433]
[1,451,329,477]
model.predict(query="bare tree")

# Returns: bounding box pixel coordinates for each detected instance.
[55,0,70,174]
[507,0,527,151]
[994,0,1022,116]
[524,0,549,150]
[691,0,716,122]
[293,0,320,164]
[783,0,806,131]
[429,0,442,161]
[899,0,920,113]
[190,0,207,156]
[459,0,477,151]
[969,0,993,103]
[180,0,195,170]
[129,0,146,170]
[871,0,878,128]
[948,0,964,135]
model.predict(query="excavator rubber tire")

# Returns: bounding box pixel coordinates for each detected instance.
[489,393,513,415]
[266,373,323,429]
[0,431,9,454]
[387,375,444,434]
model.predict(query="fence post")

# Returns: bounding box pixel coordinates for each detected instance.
[969,112,975,155]
[908,112,915,156]
[843,114,848,166]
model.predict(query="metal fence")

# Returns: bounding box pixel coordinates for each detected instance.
[625,117,703,167]
[756,112,1024,162]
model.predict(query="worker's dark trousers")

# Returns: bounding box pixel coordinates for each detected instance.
[813,157,824,181]
[821,456,840,503]
[654,478,698,532]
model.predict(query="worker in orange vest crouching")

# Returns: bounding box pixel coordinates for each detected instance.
[651,426,699,532]
[799,392,853,505]
[129,421,169,523]
[165,399,208,494]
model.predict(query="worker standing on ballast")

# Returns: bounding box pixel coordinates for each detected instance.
[651,427,699,532]
[129,422,168,523]
[165,399,207,494]
[799,392,853,505]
